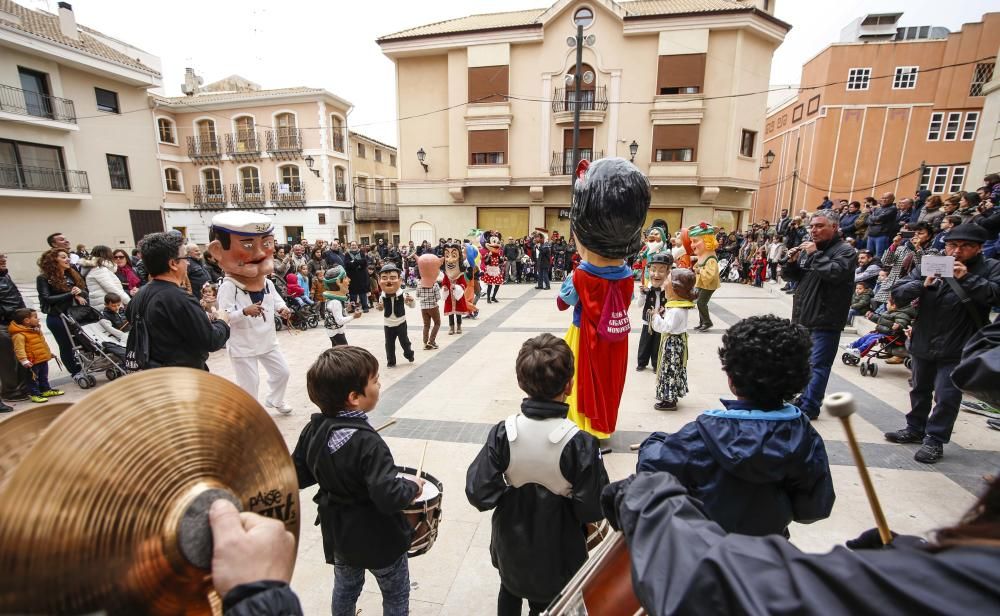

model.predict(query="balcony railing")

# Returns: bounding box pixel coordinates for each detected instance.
[332,131,345,153]
[226,131,261,161]
[0,84,77,123]
[335,182,347,201]
[192,184,227,208]
[266,128,303,159]
[552,86,608,113]
[0,162,89,193]
[230,183,266,207]
[355,200,399,221]
[270,182,306,207]
[187,136,222,161]
[550,150,604,175]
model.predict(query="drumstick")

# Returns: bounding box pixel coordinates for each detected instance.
[374,418,397,433]
[415,441,428,478]
[822,392,892,545]
[629,443,640,451]
[600,447,613,455]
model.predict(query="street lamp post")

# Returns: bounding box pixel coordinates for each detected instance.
[570,22,584,190]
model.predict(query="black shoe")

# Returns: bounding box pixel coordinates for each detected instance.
[4,392,29,402]
[0,401,13,413]
[387,361,396,368]
[636,365,646,371]
[405,352,415,363]
[544,286,551,290]
[654,400,678,411]
[884,427,924,444]
[914,439,943,464]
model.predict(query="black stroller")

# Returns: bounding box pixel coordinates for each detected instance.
[59,306,128,389]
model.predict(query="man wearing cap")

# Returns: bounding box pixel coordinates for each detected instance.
[208,212,294,414]
[886,223,1000,463]
[375,262,415,367]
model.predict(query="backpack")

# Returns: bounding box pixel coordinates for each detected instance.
[597,282,631,342]
[124,286,156,372]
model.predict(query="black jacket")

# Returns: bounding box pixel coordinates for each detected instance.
[637,401,833,537]
[613,472,1000,616]
[503,242,520,261]
[323,250,344,269]
[223,581,303,616]
[466,399,609,603]
[0,270,25,325]
[867,204,899,237]
[186,258,212,300]
[776,215,791,237]
[125,280,229,369]
[293,413,419,569]
[534,242,552,271]
[892,253,1000,360]
[972,206,1000,236]
[783,239,858,330]
[36,273,89,316]
[343,251,369,293]
[783,225,805,249]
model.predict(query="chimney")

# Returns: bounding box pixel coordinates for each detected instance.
[57,2,78,40]
[180,67,203,96]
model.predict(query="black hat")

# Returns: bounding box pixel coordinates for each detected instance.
[946,224,989,244]
[649,252,674,266]
[379,263,401,274]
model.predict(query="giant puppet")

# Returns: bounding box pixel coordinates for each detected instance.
[480,230,505,304]
[442,242,473,335]
[689,222,721,331]
[633,219,670,288]
[557,158,650,438]
[209,212,294,414]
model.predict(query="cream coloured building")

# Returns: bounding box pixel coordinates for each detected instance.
[153,70,354,247]
[378,0,789,244]
[0,0,162,280]
[349,131,399,245]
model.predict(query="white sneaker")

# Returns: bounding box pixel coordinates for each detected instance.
[266,400,293,415]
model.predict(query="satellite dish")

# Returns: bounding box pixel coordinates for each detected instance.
[582,71,595,85]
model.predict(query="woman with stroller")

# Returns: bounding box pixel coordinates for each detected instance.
[36,249,88,377]
[85,245,130,309]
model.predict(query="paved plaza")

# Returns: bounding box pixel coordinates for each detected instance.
[16,280,998,615]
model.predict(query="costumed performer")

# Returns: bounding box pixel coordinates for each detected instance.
[210,211,294,414]
[480,230,506,304]
[375,263,415,367]
[416,253,443,349]
[636,252,673,371]
[557,158,650,439]
[633,220,670,288]
[322,265,358,347]
[689,222,721,331]
[442,242,472,335]
[651,268,696,410]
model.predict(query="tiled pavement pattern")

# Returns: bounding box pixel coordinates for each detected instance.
[11,280,997,615]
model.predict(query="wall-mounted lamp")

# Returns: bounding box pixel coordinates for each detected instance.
[304,155,320,177]
[416,147,428,173]
[629,140,639,162]
[759,149,775,171]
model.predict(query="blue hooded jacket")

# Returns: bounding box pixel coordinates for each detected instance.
[637,400,835,537]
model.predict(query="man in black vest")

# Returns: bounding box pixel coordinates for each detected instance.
[375,263,415,367]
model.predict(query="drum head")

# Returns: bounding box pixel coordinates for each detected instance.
[397,472,440,502]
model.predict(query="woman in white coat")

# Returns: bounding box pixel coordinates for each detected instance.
[86,245,130,309]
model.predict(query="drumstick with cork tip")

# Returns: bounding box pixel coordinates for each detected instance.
[822,392,893,545]
[374,418,397,433]
[415,441,428,479]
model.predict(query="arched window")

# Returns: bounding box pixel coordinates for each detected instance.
[410,221,434,246]
[279,165,300,189]
[335,166,346,201]
[197,119,216,141]
[164,167,181,192]
[240,167,261,193]
[275,113,297,148]
[234,116,255,149]
[331,115,345,152]
[157,118,176,144]
[202,168,222,194]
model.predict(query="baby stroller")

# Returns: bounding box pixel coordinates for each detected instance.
[520,255,536,284]
[276,286,320,331]
[841,332,911,377]
[552,250,567,282]
[59,307,128,389]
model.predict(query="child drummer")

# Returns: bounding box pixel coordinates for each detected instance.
[292,346,424,616]
[466,333,609,616]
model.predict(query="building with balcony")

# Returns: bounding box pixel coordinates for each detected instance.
[753,12,1000,223]
[377,0,788,244]
[350,131,399,245]
[0,0,163,279]
[153,69,353,246]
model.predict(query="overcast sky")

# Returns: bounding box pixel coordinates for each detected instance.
[36,0,998,146]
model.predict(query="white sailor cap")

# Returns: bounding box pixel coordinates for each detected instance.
[211,211,274,236]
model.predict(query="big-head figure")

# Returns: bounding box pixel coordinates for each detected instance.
[206,212,276,291]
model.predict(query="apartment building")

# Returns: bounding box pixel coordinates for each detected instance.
[350,131,400,245]
[0,1,162,280]
[377,0,789,243]
[753,12,1000,222]
[154,70,354,246]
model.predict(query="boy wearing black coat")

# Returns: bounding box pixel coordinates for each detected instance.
[292,346,423,616]
[466,333,609,616]
[638,315,835,537]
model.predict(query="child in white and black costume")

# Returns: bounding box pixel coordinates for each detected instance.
[322,265,359,347]
[376,263,416,367]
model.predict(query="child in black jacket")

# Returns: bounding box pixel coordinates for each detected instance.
[466,334,609,616]
[292,346,423,616]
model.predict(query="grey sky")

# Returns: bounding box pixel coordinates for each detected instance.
[43,0,998,147]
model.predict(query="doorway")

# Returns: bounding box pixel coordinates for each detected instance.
[284,226,303,245]
[128,209,164,245]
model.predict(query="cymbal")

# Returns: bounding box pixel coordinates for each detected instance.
[0,402,72,489]
[0,368,300,615]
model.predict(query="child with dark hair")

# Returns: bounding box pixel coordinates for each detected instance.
[292,346,423,616]
[651,268,696,411]
[102,292,127,330]
[8,308,62,403]
[466,333,609,616]
[638,315,835,537]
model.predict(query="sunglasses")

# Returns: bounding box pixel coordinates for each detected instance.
[114,255,128,259]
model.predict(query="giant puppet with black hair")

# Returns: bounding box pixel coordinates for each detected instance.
[207,211,294,414]
[557,158,651,438]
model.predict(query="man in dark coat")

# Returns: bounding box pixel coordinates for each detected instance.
[0,252,29,410]
[866,192,899,258]
[342,241,370,312]
[781,212,858,419]
[322,239,344,268]
[886,224,1000,463]
[838,201,861,241]
[533,234,552,290]
[185,244,212,300]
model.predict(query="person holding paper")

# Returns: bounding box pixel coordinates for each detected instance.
[886,224,1000,463]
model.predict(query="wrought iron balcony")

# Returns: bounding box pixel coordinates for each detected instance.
[192,184,227,208]
[266,128,302,160]
[230,183,266,207]
[0,162,88,193]
[0,84,76,123]
[552,86,608,113]
[332,131,345,153]
[550,150,604,175]
[354,200,399,222]
[187,136,222,162]
[225,131,261,161]
[335,182,347,201]
[270,182,306,207]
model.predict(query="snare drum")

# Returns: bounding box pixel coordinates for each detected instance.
[545,531,644,615]
[397,466,444,557]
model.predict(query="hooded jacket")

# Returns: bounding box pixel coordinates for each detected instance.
[9,320,53,365]
[782,238,858,330]
[637,401,834,537]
